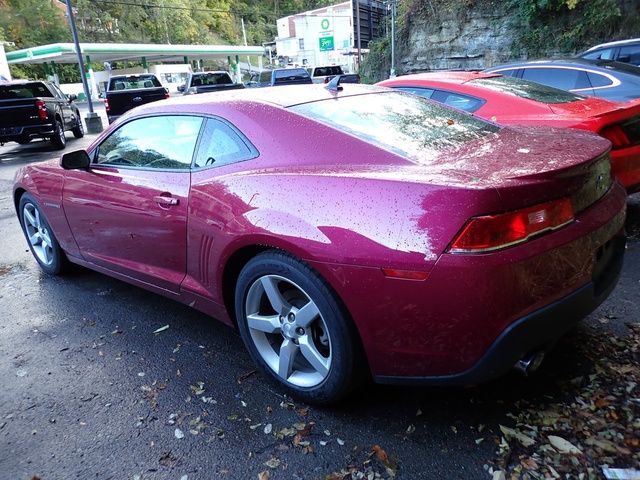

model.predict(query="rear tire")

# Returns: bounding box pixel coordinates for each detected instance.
[235,251,365,404]
[19,193,68,275]
[17,137,31,145]
[50,119,66,149]
[72,115,84,138]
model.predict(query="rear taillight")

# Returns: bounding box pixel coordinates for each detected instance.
[448,197,574,253]
[104,98,110,112]
[600,124,630,149]
[35,99,48,121]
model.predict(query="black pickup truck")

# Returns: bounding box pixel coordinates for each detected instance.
[0,80,84,149]
[179,71,245,95]
[105,74,168,124]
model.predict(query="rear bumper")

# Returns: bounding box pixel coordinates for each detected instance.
[375,234,626,386]
[0,123,55,142]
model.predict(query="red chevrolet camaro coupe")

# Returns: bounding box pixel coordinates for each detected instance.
[378,72,640,192]
[13,84,626,403]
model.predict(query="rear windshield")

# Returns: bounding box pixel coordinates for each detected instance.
[313,66,343,77]
[190,73,233,86]
[0,83,52,99]
[274,68,310,80]
[109,75,162,90]
[290,91,500,162]
[469,76,585,104]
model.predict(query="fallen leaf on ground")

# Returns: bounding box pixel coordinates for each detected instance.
[153,325,170,334]
[548,435,582,454]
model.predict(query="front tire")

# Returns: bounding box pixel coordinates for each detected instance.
[50,119,66,149]
[235,251,364,404]
[16,137,31,145]
[19,193,68,275]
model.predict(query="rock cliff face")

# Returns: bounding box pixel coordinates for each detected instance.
[398,1,522,72]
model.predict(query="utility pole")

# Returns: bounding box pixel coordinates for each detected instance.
[389,0,396,78]
[65,0,103,133]
[241,18,252,78]
[355,0,362,69]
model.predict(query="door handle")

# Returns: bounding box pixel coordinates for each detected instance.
[154,195,179,206]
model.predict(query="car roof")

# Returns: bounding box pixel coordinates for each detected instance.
[389,71,500,84]
[585,38,640,52]
[0,80,47,85]
[487,58,640,75]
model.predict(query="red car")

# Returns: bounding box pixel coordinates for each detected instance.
[378,72,640,193]
[13,85,626,403]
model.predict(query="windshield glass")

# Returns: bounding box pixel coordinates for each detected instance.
[290,91,500,162]
[470,76,585,104]
[110,75,162,90]
[0,83,51,99]
[191,73,232,86]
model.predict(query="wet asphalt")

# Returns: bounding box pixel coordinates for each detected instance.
[0,124,639,480]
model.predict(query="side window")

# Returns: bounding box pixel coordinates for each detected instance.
[522,68,590,90]
[432,90,484,112]
[587,72,613,88]
[583,48,614,60]
[496,69,519,78]
[48,83,65,99]
[96,116,202,170]
[619,45,640,65]
[393,86,435,99]
[194,118,258,168]
[260,71,272,83]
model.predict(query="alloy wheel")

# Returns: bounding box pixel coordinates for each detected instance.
[22,202,54,266]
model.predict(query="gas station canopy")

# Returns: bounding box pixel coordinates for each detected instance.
[6,42,265,65]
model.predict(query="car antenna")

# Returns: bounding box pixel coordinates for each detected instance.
[325,75,343,92]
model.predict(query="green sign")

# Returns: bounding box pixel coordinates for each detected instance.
[320,18,330,30]
[319,36,334,52]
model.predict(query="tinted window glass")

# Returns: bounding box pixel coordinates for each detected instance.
[495,68,519,78]
[96,116,202,169]
[393,86,435,99]
[260,71,272,83]
[0,82,52,99]
[109,75,162,90]
[587,72,613,88]
[522,67,590,90]
[314,66,343,76]
[194,118,257,168]
[435,91,483,112]
[274,68,309,79]
[290,92,500,163]
[470,76,585,103]
[582,48,615,60]
[191,73,233,86]
[619,45,640,64]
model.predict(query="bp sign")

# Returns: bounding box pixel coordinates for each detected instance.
[319,36,334,52]
[320,18,330,31]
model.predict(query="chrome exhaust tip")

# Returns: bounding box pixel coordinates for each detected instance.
[514,351,546,376]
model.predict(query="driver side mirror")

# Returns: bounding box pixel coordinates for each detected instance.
[61,149,91,170]
[67,94,78,102]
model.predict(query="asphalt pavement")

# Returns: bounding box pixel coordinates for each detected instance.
[0,129,639,480]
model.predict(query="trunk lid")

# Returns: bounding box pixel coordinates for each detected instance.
[0,98,41,128]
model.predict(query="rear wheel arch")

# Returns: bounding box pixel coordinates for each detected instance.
[221,243,371,373]
[13,188,26,215]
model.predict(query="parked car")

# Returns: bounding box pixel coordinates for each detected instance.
[246,68,312,87]
[179,71,245,95]
[0,80,84,149]
[378,71,640,192]
[105,74,169,124]
[13,85,626,403]
[484,59,640,102]
[579,38,640,66]
[306,65,344,84]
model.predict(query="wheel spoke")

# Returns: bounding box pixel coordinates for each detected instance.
[299,336,329,376]
[34,208,41,228]
[29,232,40,245]
[247,313,281,334]
[294,301,320,328]
[23,208,36,227]
[40,230,52,248]
[41,245,50,264]
[278,339,299,380]
[260,276,288,313]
